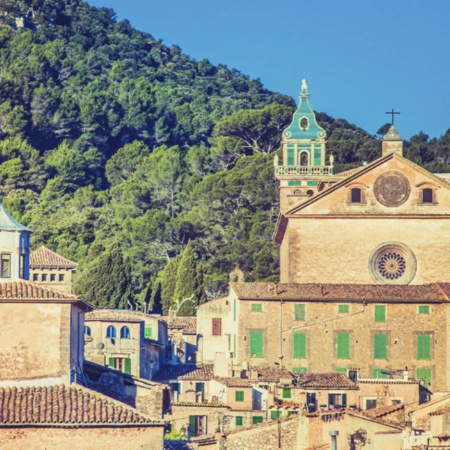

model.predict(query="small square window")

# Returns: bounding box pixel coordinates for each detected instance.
[50,274,56,282]
[338,304,349,313]
[59,274,65,282]
[32,273,38,282]
[235,391,244,402]
[282,388,292,399]
[235,416,243,426]
[41,274,47,282]
[251,303,262,312]
[418,305,430,314]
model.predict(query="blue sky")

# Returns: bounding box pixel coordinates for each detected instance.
[87,0,450,140]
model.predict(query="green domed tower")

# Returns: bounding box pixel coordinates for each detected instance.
[274,80,334,213]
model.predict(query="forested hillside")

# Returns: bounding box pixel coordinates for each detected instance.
[0,0,449,313]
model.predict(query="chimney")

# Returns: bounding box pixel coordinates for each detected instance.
[382,125,403,157]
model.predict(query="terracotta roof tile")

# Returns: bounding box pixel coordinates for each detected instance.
[297,373,358,390]
[154,364,214,382]
[232,282,450,303]
[85,310,145,323]
[30,246,77,269]
[251,367,294,383]
[162,316,197,333]
[365,403,405,419]
[213,378,254,388]
[0,280,80,301]
[0,384,161,425]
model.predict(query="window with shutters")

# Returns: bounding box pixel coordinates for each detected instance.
[293,367,307,373]
[375,305,386,322]
[235,391,244,402]
[109,357,131,375]
[417,334,431,360]
[335,367,347,373]
[0,254,11,278]
[418,305,430,314]
[212,318,222,335]
[293,333,307,358]
[120,326,130,339]
[416,368,432,387]
[328,393,346,408]
[106,325,116,339]
[252,416,263,425]
[145,327,152,338]
[337,333,350,359]
[235,416,243,427]
[374,334,387,359]
[282,388,292,399]
[271,410,282,419]
[250,331,263,358]
[338,304,349,313]
[251,303,262,312]
[294,304,305,321]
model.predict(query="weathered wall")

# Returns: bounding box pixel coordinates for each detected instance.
[0,425,164,450]
[30,267,74,294]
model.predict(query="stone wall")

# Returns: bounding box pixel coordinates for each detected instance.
[0,425,164,450]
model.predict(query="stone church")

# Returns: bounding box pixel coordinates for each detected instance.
[222,80,450,392]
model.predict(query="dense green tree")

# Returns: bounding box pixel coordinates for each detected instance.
[160,255,179,315]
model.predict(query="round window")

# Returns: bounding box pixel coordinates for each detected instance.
[369,242,416,285]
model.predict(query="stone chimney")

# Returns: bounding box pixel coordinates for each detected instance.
[382,125,403,157]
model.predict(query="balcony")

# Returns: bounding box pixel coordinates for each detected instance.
[274,165,333,177]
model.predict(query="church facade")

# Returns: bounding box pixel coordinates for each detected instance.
[222,81,450,392]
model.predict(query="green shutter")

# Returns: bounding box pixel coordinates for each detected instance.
[287,145,295,165]
[270,410,282,419]
[250,331,263,358]
[235,391,244,401]
[189,415,197,436]
[293,367,307,373]
[282,388,291,399]
[337,333,350,359]
[108,357,115,368]
[294,304,305,321]
[235,416,243,426]
[196,383,205,401]
[416,368,432,386]
[372,368,388,379]
[252,416,263,425]
[287,411,293,416]
[419,305,430,314]
[375,305,386,322]
[251,303,262,312]
[418,334,431,360]
[144,327,152,338]
[124,357,131,375]
[293,333,307,358]
[338,304,349,313]
[336,367,347,373]
[374,334,387,359]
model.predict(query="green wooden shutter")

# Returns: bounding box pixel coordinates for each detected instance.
[418,334,431,359]
[374,334,387,359]
[287,145,295,165]
[294,304,305,321]
[336,367,347,373]
[338,304,349,313]
[250,331,263,358]
[144,327,152,338]
[282,388,291,399]
[251,303,262,312]
[124,357,131,374]
[271,410,282,419]
[337,333,350,359]
[293,333,307,358]
[416,368,432,386]
[235,391,244,401]
[375,305,386,322]
[235,416,243,426]
[252,416,263,425]
[189,415,197,436]
[418,305,430,314]
[108,357,115,368]
[293,367,307,373]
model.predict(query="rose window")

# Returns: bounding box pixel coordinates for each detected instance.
[377,252,406,280]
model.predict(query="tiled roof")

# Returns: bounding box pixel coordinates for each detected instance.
[429,407,450,416]
[153,364,214,382]
[409,393,450,412]
[0,384,161,425]
[252,366,294,383]
[85,310,144,323]
[231,282,450,303]
[213,378,254,388]
[30,245,77,269]
[163,316,197,333]
[0,280,80,301]
[365,403,405,419]
[297,373,358,390]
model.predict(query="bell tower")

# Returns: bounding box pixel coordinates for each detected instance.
[274,79,334,213]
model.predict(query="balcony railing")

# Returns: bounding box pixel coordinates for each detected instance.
[274,165,333,176]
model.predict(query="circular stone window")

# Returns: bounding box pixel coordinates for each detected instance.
[369,242,416,285]
[374,171,411,207]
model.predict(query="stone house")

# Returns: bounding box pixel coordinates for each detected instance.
[84,310,168,379]
[163,313,198,364]
[30,245,77,294]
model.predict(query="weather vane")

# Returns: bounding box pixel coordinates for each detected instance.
[385,108,400,125]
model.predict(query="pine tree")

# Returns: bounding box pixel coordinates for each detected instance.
[160,256,179,315]
[74,243,133,309]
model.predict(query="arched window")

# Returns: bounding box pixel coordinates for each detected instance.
[351,188,362,203]
[106,325,116,339]
[84,326,91,336]
[120,326,130,339]
[300,152,309,166]
[422,188,433,204]
[293,189,301,195]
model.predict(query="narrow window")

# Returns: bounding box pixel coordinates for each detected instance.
[120,326,130,339]
[249,331,263,358]
[416,368,432,386]
[338,304,349,313]
[294,304,305,321]
[145,327,153,338]
[196,383,205,402]
[32,273,38,282]
[106,325,116,339]
[84,326,91,336]
[50,274,56,282]
[282,388,292,399]
[374,334,387,359]
[418,305,430,314]
[417,334,431,360]
[235,391,244,402]
[337,333,350,359]
[422,188,433,203]
[212,318,222,335]
[351,188,362,203]
[235,416,243,427]
[300,151,309,166]
[41,273,47,282]
[374,305,386,323]
[1,254,11,278]
[251,303,262,312]
[19,254,25,278]
[293,332,307,358]
[59,274,65,282]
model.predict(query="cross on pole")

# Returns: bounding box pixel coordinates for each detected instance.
[385,108,400,125]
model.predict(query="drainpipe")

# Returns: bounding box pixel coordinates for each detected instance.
[329,430,339,450]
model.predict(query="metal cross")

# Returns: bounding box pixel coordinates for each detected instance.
[385,108,400,125]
